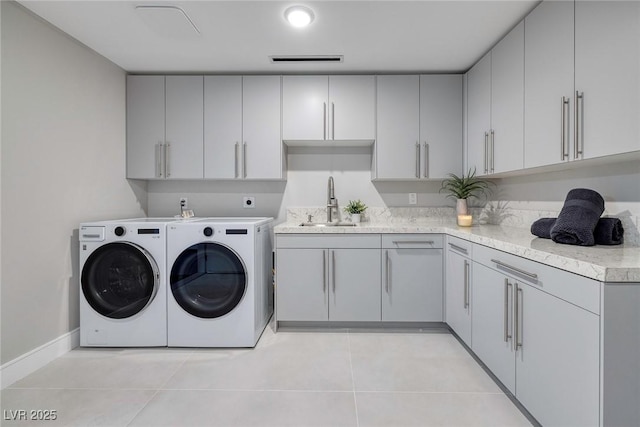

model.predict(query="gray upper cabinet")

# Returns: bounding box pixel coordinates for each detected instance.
[127,75,203,179]
[376,75,420,179]
[466,53,491,176]
[524,0,575,169]
[419,75,463,179]
[574,1,640,159]
[282,75,375,142]
[490,21,524,174]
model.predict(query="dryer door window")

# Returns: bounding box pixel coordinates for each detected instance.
[170,243,247,319]
[81,242,159,319]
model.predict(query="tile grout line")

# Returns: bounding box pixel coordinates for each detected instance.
[347,330,360,427]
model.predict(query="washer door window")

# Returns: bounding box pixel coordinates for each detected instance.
[81,242,159,319]
[170,243,247,319]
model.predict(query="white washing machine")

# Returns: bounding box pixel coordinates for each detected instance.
[166,218,273,347]
[79,218,181,347]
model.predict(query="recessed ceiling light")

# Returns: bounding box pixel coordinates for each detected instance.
[285,6,315,28]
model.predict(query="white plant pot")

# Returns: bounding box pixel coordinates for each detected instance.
[456,199,469,216]
[351,213,361,223]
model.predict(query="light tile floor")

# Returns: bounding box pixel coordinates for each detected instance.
[1,325,533,427]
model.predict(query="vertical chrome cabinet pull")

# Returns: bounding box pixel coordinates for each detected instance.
[561,97,568,160]
[323,102,327,140]
[331,102,335,140]
[423,142,429,178]
[484,132,489,174]
[332,250,336,293]
[243,142,247,178]
[322,251,326,292]
[234,142,239,178]
[514,284,523,351]
[156,143,163,178]
[504,279,512,343]
[385,250,390,293]
[165,143,171,178]
[575,91,584,158]
[415,142,420,178]
[463,260,469,309]
[490,130,495,173]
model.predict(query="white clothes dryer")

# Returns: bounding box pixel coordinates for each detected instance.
[79,218,180,347]
[166,218,273,347]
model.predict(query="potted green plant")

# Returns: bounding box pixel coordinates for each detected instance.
[440,169,491,225]
[343,199,367,223]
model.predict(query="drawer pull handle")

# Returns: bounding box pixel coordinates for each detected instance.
[463,260,469,309]
[491,259,538,280]
[392,240,435,245]
[448,243,468,254]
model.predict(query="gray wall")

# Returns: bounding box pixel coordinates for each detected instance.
[1,2,146,364]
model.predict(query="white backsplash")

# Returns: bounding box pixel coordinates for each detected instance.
[286,203,640,246]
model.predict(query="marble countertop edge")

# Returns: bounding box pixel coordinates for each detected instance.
[273,222,640,283]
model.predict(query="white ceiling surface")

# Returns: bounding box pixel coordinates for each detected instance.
[18,0,540,73]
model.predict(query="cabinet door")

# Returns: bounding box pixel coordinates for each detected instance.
[204,76,242,179]
[445,250,471,346]
[491,22,524,174]
[524,1,574,168]
[276,249,328,321]
[575,1,640,159]
[282,76,327,140]
[515,283,600,427]
[328,75,375,140]
[466,53,491,175]
[420,75,462,179]
[165,76,203,179]
[376,75,420,179]
[383,248,443,321]
[243,76,282,179]
[126,75,165,179]
[330,249,381,321]
[471,263,516,393]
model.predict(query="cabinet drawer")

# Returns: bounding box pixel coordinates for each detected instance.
[446,235,472,258]
[473,244,600,314]
[382,234,443,249]
[277,234,381,249]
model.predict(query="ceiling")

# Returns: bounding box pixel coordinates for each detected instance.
[18,0,540,74]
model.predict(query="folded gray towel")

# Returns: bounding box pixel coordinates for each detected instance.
[550,188,605,246]
[531,217,624,245]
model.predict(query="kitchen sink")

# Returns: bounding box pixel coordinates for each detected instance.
[299,222,357,227]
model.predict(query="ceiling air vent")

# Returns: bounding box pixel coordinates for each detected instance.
[269,55,344,63]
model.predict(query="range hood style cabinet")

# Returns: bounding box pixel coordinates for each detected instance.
[126,74,464,181]
[467,0,640,177]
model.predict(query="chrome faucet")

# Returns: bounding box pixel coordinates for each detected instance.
[327,176,338,223]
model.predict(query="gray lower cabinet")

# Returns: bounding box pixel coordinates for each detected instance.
[445,236,472,345]
[276,235,381,323]
[472,244,600,427]
[382,235,443,321]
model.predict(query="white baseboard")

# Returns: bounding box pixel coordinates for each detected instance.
[1,328,79,389]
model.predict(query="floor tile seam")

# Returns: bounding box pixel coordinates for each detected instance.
[346,331,360,427]
[353,390,507,395]
[124,388,162,427]
[4,386,162,391]
[153,348,194,391]
[155,388,357,393]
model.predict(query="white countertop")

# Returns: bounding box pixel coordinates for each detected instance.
[274,221,640,283]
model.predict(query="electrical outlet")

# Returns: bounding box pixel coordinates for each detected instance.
[243,196,255,209]
[180,197,188,209]
[409,193,417,205]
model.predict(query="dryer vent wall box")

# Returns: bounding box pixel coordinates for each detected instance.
[243,196,255,208]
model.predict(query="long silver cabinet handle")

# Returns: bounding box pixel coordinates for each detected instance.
[392,240,435,245]
[484,132,489,174]
[332,102,335,140]
[234,142,239,178]
[323,102,327,140]
[575,91,584,158]
[490,259,538,280]
[243,142,247,178]
[165,143,171,178]
[448,243,468,255]
[156,143,163,178]
[415,142,420,178]
[515,284,523,350]
[385,250,390,294]
[490,130,495,173]
[504,279,512,343]
[423,142,429,178]
[332,250,336,293]
[463,260,469,309]
[561,97,569,160]
[322,250,326,292]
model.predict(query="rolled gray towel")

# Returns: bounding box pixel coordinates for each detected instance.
[550,189,605,246]
[532,217,624,245]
